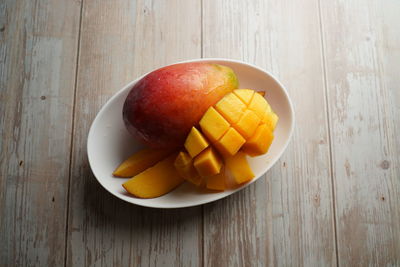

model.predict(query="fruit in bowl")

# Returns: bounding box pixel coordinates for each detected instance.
[113,62,279,199]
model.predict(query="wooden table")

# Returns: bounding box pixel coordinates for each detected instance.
[1,0,399,266]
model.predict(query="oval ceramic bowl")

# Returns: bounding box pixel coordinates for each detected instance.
[87,58,294,208]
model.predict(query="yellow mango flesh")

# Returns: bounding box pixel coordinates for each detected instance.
[214,127,246,157]
[184,127,209,158]
[215,93,246,124]
[206,168,226,191]
[242,124,274,157]
[113,148,172,177]
[122,154,184,198]
[248,93,271,119]
[262,111,279,131]
[225,152,255,184]
[193,147,222,177]
[174,151,202,186]
[199,107,230,142]
[233,109,261,139]
[233,89,255,105]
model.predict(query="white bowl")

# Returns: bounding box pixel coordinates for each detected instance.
[87,58,294,208]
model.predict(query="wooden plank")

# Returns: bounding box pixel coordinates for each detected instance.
[65,0,202,266]
[202,0,337,266]
[320,0,400,265]
[0,0,81,266]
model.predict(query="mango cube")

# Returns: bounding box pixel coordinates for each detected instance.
[193,147,222,177]
[225,152,254,184]
[233,110,261,139]
[122,154,184,198]
[174,151,202,186]
[242,124,274,157]
[199,107,230,142]
[206,168,226,191]
[262,111,279,131]
[233,89,255,105]
[113,148,172,177]
[248,93,271,119]
[214,127,246,157]
[215,93,246,124]
[184,127,209,158]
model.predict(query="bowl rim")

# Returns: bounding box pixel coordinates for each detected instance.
[87,58,295,208]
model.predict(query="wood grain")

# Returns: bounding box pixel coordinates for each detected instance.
[320,0,400,265]
[202,0,337,266]
[0,0,81,266]
[65,0,203,266]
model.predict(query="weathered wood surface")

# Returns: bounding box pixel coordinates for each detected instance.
[0,0,81,266]
[320,0,400,266]
[0,0,399,266]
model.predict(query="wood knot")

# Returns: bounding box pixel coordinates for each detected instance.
[381,196,385,201]
[0,26,5,32]
[40,96,46,100]
[52,197,55,202]
[19,160,23,166]
[380,160,390,170]
[283,162,286,167]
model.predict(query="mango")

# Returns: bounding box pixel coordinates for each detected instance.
[215,93,247,124]
[233,89,255,105]
[262,111,279,131]
[248,93,271,119]
[233,110,261,139]
[242,124,274,157]
[122,154,184,198]
[206,168,226,191]
[199,107,230,142]
[225,152,255,184]
[174,151,202,186]
[113,148,172,177]
[123,63,238,148]
[184,127,209,158]
[193,147,222,176]
[214,127,246,157]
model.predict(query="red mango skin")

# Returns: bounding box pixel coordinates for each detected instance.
[123,62,239,149]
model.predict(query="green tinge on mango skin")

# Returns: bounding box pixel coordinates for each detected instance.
[212,64,239,89]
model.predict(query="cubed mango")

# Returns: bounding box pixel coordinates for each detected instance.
[215,93,246,124]
[248,93,271,119]
[233,89,255,105]
[193,147,222,176]
[122,154,184,198]
[206,168,226,191]
[199,107,230,142]
[184,127,209,158]
[174,151,202,186]
[262,111,279,131]
[225,152,254,184]
[242,124,274,157]
[214,127,246,157]
[233,109,261,139]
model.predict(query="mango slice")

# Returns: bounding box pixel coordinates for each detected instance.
[206,168,226,191]
[174,151,202,186]
[199,107,230,142]
[225,152,255,184]
[233,109,261,139]
[233,89,255,105]
[122,154,184,198]
[262,111,279,131]
[248,93,271,119]
[193,147,222,176]
[113,148,172,177]
[242,124,274,157]
[214,127,246,157]
[184,127,209,158]
[215,93,246,124]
